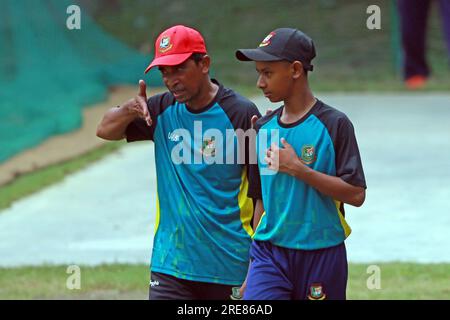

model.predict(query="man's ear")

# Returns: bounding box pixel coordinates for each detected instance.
[291,61,304,79]
[201,55,211,74]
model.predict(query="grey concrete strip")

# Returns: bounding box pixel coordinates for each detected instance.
[0,93,449,266]
[0,142,156,267]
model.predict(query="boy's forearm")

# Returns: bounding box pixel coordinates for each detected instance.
[290,160,365,207]
[253,199,264,230]
[238,199,265,299]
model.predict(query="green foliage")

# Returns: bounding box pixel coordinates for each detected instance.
[95,0,450,91]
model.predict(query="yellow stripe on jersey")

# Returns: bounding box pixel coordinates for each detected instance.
[251,211,266,239]
[155,186,161,236]
[335,200,352,238]
[238,169,254,237]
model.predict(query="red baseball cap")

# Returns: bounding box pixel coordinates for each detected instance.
[144,25,207,74]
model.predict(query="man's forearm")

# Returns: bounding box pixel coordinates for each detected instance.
[96,105,137,141]
[290,160,365,207]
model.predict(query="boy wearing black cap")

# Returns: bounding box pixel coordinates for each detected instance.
[236,28,367,300]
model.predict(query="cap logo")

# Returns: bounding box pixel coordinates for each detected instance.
[259,32,275,47]
[159,36,173,53]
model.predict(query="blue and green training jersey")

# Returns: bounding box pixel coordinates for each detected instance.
[126,80,261,285]
[249,99,366,250]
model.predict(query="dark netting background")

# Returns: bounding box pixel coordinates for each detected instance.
[0,0,161,163]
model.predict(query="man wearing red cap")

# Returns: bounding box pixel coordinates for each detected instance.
[97,25,262,299]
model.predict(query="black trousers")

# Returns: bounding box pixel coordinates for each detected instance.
[398,0,450,79]
[149,271,235,300]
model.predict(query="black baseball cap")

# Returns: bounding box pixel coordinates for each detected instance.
[236,28,316,71]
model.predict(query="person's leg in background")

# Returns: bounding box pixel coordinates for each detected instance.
[439,0,450,58]
[398,0,431,88]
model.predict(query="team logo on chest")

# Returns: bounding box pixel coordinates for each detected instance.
[159,36,173,53]
[300,144,316,164]
[307,283,326,300]
[201,137,216,157]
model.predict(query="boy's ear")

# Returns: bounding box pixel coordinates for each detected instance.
[291,61,304,79]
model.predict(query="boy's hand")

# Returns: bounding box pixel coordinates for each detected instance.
[265,138,306,175]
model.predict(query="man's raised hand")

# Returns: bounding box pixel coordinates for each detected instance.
[126,79,152,126]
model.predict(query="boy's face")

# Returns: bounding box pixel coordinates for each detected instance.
[255,60,294,103]
[158,56,209,105]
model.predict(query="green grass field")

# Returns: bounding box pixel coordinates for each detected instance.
[0,263,449,300]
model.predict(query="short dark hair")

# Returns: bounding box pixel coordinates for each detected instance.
[190,53,206,63]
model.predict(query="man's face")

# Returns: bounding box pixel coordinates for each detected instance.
[255,60,294,103]
[158,57,207,104]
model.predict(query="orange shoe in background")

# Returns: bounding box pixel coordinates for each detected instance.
[405,75,427,90]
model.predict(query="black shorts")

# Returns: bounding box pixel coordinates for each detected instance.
[149,271,235,300]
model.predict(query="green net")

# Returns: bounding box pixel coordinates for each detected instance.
[0,0,161,163]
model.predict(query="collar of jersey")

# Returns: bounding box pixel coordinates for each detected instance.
[276,98,320,128]
[183,79,223,114]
